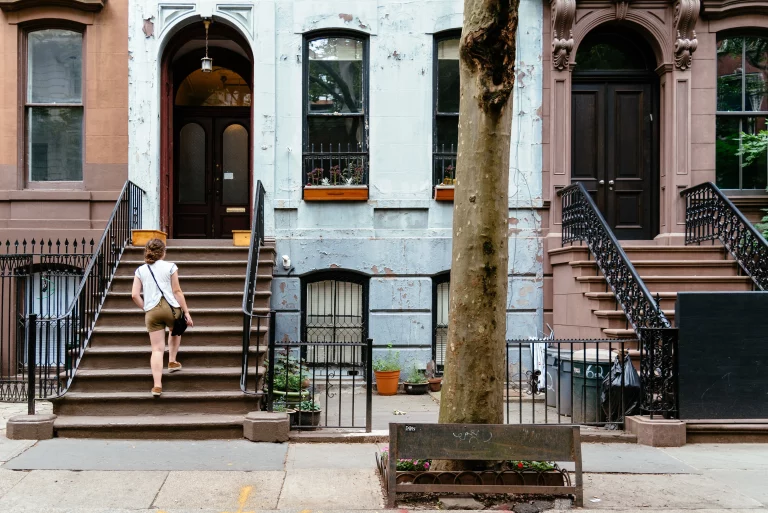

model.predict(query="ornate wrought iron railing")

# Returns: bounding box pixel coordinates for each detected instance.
[302,143,369,188]
[558,182,671,331]
[680,181,768,290]
[637,327,679,419]
[433,143,457,187]
[22,181,144,408]
[241,180,270,396]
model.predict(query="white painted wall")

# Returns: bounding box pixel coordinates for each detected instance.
[128,0,545,359]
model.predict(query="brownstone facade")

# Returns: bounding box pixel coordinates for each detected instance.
[0,0,126,242]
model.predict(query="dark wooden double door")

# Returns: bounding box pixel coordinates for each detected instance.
[572,80,658,240]
[173,108,251,239]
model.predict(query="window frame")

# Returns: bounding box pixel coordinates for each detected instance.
[431,272,450,374]
[715,33,768,191]
[300,270,370,345]
[433,30,461,192]
[301,31,370,191]
[20,21,86,188]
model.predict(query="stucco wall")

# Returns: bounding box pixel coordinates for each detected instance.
[128,0,545,362]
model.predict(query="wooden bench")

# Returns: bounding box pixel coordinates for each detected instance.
[387,423,583,507]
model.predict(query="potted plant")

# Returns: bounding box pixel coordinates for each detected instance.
[272,399,297,428]
[296,399,322,428]
[271,353,310,406]
[425,359,442,392]
[403,364,429,395]
[373,345,401,396]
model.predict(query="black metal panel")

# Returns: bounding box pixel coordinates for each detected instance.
[677,292,768,419]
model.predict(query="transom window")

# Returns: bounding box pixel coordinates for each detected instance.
[26,28,83,182]
[303,35,368,188]
[434,34,460,189]
[716,36,768,190]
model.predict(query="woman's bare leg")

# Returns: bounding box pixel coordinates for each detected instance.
[149,330,166,388]
[168,333,181,363]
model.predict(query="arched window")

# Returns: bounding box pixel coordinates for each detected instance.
[302,273,369,365]
[716,36,768,190]
[303,34,369,191]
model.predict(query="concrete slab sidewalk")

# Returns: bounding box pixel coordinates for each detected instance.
[153,471,285,510]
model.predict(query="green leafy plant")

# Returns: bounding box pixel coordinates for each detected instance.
[508,460,556,472]
[297,400,321,412]
[736,130,768,238]
[405,364,427,384]
[373,344,401,372]
[270,352,309,392]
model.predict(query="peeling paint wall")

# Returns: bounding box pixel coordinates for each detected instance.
[128,0,545,362]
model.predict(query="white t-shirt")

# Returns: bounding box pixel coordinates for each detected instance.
[135,260,181,311]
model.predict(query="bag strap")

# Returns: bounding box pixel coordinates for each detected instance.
[145,264,177,310]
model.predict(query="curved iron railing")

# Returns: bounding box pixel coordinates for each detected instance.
[558,182,671,331]
[681,182,768,290]
[241,181,270,396]
[31,181,144,402]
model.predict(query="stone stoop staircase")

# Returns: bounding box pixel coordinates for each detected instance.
[550,243,753,349]
[51,239,276,439]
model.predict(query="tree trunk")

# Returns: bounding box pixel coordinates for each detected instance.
[435,0,519,470]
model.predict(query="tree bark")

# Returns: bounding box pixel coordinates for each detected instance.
[435,0,519,471]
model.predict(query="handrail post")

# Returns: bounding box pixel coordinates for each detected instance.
[27,314,37,415]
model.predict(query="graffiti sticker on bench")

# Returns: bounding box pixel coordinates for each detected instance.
[384,423,583,508]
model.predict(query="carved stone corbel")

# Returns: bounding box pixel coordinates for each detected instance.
[551,0,576,71]
[674,0,701,70]
[614,0,632,21]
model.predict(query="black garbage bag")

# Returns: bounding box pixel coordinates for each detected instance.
[600,355,641,423]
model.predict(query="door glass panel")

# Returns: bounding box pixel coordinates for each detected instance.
[222,124,249,205]
[179,123,206,204]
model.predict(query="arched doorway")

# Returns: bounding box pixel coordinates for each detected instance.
[571,27,660,240]
[160,22,253,239]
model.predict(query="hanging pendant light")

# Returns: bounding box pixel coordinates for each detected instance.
[201,19,213,73]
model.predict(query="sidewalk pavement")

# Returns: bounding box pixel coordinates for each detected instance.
[1,403,767,512]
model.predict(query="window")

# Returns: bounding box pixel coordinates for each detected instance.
[25,28,84,182]
[434,34,460,190]
[302,274,368,366]
[432,274,450,372]
[716,36,768,190]
[303,35,368,188]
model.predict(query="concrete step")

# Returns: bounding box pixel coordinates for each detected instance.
[117,260,251,277]
[88,325,269,348]
[585,292,678,311]
[603,328,637,339]
[620,245,727,261]
[78,345,266,370]
[576,275,753,293]
[593,309,675,329]
[54,414,248,439]
[103,291,272,310]
[123,246,271,261]
[53,391,263,416]
[110,275,273,293]
[686,420,768,443]
[98,308,263,328]
[571,260,739,277]
[68,366,264,393]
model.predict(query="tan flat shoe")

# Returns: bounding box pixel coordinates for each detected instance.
[151,387,162,397]
[168,361,182,373]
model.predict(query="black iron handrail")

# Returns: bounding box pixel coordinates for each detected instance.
[241,180,269,395]
[680,181,768,290]
[32,181,144,401]
[558,182,670,331]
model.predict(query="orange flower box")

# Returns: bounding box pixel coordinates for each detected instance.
[304,186,368,201]
[132,230,166,247]
[434,185,455,201]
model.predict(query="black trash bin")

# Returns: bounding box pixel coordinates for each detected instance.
[545,348,573,416]
[572,349,616,424]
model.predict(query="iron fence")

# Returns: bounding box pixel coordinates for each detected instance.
[0,181,143,405]
[505,339,639,426]
[638,328,679,419]
[302,143,369,188]
[433,144,457,188]
[266,337,373,432]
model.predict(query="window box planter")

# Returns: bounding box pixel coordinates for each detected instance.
[434,185,454,201]
[132,230,166,247]
[304,185,368,201]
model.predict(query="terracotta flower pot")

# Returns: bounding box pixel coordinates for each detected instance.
[404,382,429,395]
[374,370,400,396]
[427,377,442,392]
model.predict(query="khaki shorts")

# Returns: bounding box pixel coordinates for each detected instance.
[145,297,181,333]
